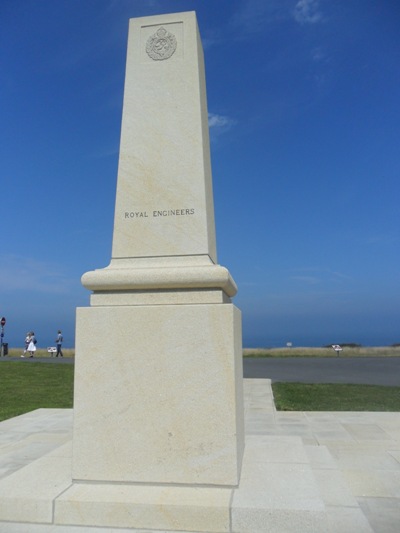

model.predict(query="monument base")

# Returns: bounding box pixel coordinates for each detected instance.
[72,300,244,486]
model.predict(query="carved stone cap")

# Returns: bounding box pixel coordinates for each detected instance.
[81,264,237,297]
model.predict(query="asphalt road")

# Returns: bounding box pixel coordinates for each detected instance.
[2,355,400,386]
[243,357,400,386]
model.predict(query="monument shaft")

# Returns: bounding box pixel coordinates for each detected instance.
[112,12,216,263]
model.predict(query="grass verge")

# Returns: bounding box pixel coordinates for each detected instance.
[0,363,74,421]
[272,382,400,411]
[243,346,400,357]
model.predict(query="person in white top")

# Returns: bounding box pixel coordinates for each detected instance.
[27,332,37,358]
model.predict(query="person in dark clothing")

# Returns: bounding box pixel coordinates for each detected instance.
[55,330,64,357]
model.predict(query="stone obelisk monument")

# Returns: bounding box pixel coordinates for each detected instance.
[57,12,244,531]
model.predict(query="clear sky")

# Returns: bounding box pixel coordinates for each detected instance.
[1,0,399,348]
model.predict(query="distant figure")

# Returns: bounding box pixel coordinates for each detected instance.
[21,332,30,357]
[27,332,37,358]
[55,330,63,357]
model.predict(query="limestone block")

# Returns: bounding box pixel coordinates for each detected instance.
[72,303,244,486]
[82,263,237,296]
[90,288,231,306]
[55,483,232,532]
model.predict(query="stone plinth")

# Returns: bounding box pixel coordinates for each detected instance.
[72,302,243,486]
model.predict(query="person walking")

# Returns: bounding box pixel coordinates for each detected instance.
[21,332,30,357]
[27,332,37,358]
[55,330,64,357]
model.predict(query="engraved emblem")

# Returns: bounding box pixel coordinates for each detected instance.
[146,27,177,61]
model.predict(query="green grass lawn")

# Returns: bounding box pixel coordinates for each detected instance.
[0,363,74,421]
[272,382,400,411]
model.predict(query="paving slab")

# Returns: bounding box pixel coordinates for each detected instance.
[358,497,400,533]
[323,506,374,533]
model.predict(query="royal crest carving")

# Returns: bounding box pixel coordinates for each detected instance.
[146,27,177,61]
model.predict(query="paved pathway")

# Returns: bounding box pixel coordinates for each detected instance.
[243,356,400,386]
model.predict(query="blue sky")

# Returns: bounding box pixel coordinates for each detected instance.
[1,0,399,348]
